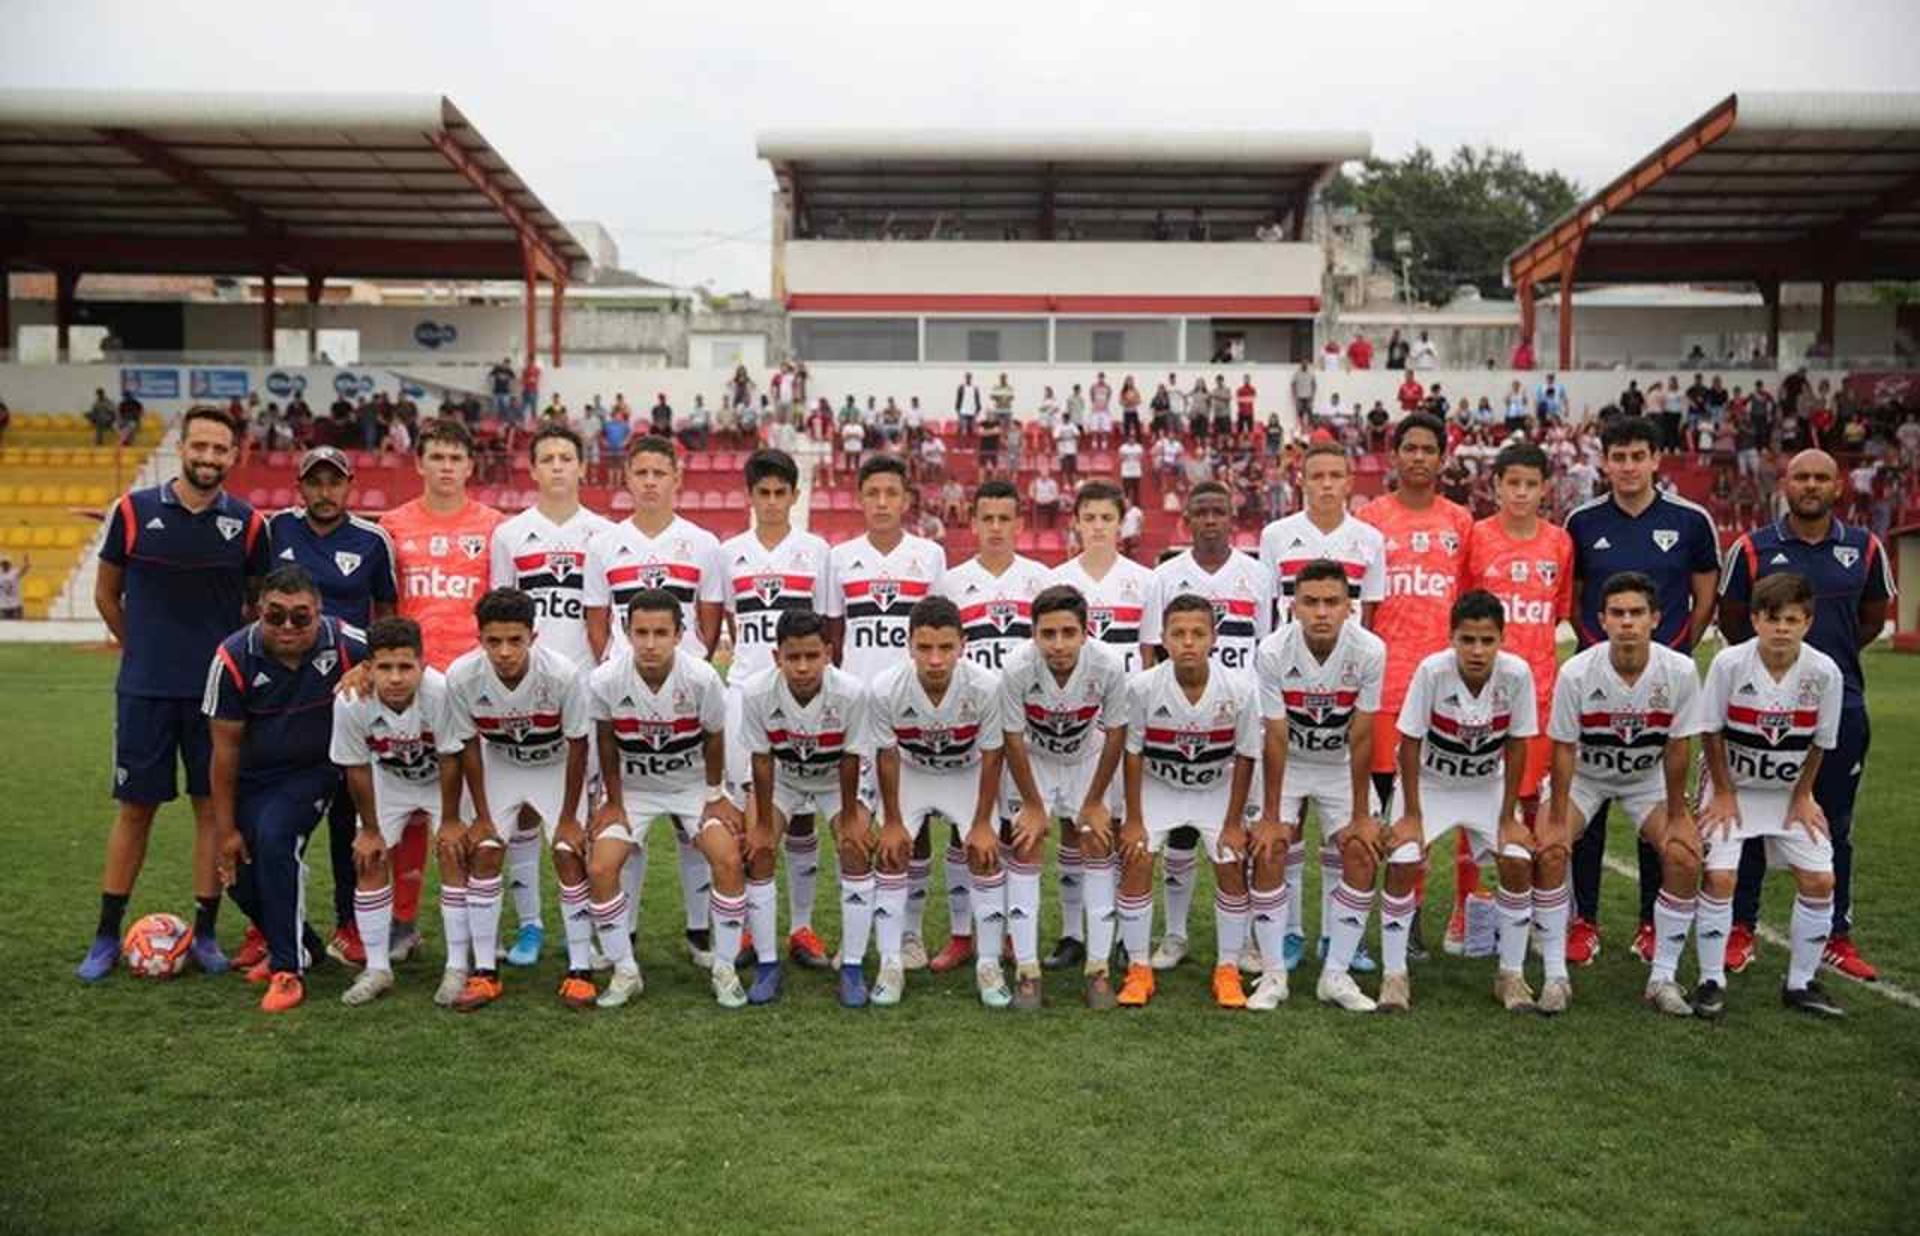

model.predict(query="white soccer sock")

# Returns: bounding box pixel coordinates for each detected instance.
[466,873,504,970]
[1324,881,1374,977]
[1249,881,1289,975]
[677,836,711,932]
[1495,884,1532,973]
[354,882,394,976]
[1005,854,1042,968]
[1318,842,1343,943]
[589,893,634,969]
[1379,888,1417,976]
[1283,841,1308,936]
[507,828,542,929]
[1162,847,1198,940]
[945,842,973,940]
[875,870,909,965]
[1082,855,1118,973]
[1650,889,1695,985]
[905,857,931,937]
[558,880,594,970]
[1117,887,1154,968]
[619,847,647,934]
[783,830,820,932]
[840,874,877,967]
[1787,894,1833,991]
[746,878,779,964]
[971,869,1006,966]
[1533,882,1572,982]
[709,887,747,972]
[1695,892,1733,986]
[1215,888,1250,967]
[1057,842,1086,942]
[440,884,472,972]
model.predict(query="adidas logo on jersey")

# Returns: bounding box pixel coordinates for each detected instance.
[1770,553,1791,565]
[1592,536,1611,550]
[146,517,166,530]
[252,671,272,687]
[279,547,296,560]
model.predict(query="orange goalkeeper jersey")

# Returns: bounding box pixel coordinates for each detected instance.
[1356,492,1474,713]
[382,497,505,670]
[1465,516,1573,721]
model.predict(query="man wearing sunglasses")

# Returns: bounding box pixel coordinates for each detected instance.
[205,565,368,1012]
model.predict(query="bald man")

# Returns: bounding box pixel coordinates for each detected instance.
[1718,449,1895,981]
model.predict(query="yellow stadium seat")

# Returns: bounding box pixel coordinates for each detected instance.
[23,575,53,601]
[0,528,23,549]
[59,485,86,505]
[81,486,110,507]
[29,527,57,549]
[21,450,49,467]
[0,486,17,505]
[14,487,41,506]
[55,526,88,549]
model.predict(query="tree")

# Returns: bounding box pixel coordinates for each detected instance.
[1327,146,1581,306]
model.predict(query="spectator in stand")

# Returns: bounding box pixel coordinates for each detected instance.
[1422,382,1449,421]
[1210,376,1234,442]
[1619,380,1646,419]
[0,552,29,619]
[955,371,982,441]
[1037,386,1060,432]
[1055,412,1080,485]
[904,395,927,448]
[938,477,967,528]
[1396,371,1424,415]
[1509,336,1535,370]
[117,392,145,447]
[612,392,632,422]
[769,361,792,415]
[488,358,515,419]
[1809,381,1838,446]
[598,403,631,484]
[1186,206,1210,242]
[1117,434,1146,506]
[1896,411,1920,465]
[1321,338,1344,372]
[1149,210,1173,241]
[1385,328,1410,369]
[921,429,947,482]
[683,395,711,451]
[1119,499,1144,558]
[519,356,541,423]
[1031,472,1061,528]
[742,394,764,446]
[1534,372,1568,424]
[838,408,865,475]
[1290,361,1317,422]
[990,370,1016,425]
[1360,400,1388,453]
[1346,332,1374,370]
[1235,375,1257,437]
[88,388,117,445]
[1409,330,1439,369]
[650,392,674,438]
[1064,383,1086,437]
[1119,375,1143,441]
[1149,382,1173,438]
[1088,371,1114,450]
[979,399,1004,478]
[1188,376,1212,443]
[383,412,412,457]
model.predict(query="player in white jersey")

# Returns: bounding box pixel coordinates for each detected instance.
[1384,591,1538,1013]
[928,479,1049,978]
[996,584,1129,1008]
[868,596,1006,1008]
[1115,595,1262,1009]
[738,610,876,1007]
[825,453,946,967]
[585,588,745,1009]
[1696,572,1846,1019]
[1045,479,1159,973]
[1258,442,1386,628]
[716,448,835,971]
[329,617,464,1007]
[488,423,615,967]
[1148,481,1270,972]
[1253,560,1387,1012]
[583,433,726,964]
[441,589,591,1012]
[1546,571,1707,1017]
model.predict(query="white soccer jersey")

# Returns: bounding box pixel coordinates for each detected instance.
[1127,661,1262,793]
[1152,548,1272,675]
[1255,621,1386,766]
[1699,640,1842,792]
[737,665,874,797]
[1257,511,1387,622]
[826,532,945,684]
[444,644,592,771]
[329,668,462,796]
[490,505,616,669]
[998,640,1129,763]
[1548,643,1707,794]
[869,658,1004,775]
[1395,649,1538,790]
[939,554,1051,672]
[588,647,728,796]
[717,527,832,681]
[583,515,724,657]
[1047,555,1162,674]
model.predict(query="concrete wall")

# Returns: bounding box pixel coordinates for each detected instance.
[784,239,1323,298]
[1535,302,1900,368]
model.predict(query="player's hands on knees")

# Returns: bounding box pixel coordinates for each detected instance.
[834,806,876,856]
[877,819,912,869]
[1077,800,1113,849]
[1789,792,1829,841]
[1699,793,1741,841]
[1386,813,1422,855]
[589,802,628,839]
[704,792,745,836]
[351,828,388,876]
[1012,801,1049,854]
[1346,812,1381,857]
[1119,818,1148,861]
[966,820,1000,871]
[1219,819,1249,865]
[1249,818,1288,865]
[553,816,588,856]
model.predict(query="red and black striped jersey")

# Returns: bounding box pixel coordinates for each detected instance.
[1257,510,1387,624]
[1395,649,1538,789]
[1127,661,1261,793]
[445,644,591,771]
[870,658,1004,775]
[1699,639,1842,791]
[329,667,461,790]
[585,515,723,658]
[1255,620,1386,765]
[939,554,1051,672]
[998,640,1128,762]
[736,664,874,795]
[1047,555,1162,674]
[1152,548,1272,675]
[588,648,727,793]
[1547,642,1706,792]
[718,528,832,681]
[491,506,616,670]
[826,532,945,684]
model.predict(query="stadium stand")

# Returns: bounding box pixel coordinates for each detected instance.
[0,413,164,617]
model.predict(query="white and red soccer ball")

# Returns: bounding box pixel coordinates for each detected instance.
[121,912,194,979]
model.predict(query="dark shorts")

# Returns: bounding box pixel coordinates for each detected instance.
[113,693,212,804]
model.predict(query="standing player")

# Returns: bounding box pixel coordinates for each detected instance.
[738,610,875,1006]
[1382,591,1538,1013]
[1042,480,1160,972]
[995,585,1130,1008]
[717,448,836,971]
[1564,415,1718,965]
[586,589,744,1008]
[1357,413,1476,957]
[1114,594,1262,1008]
[380,419,504,964]
[1259,441,1386,629]
[929,478,1050,975]
[268,445,398,971]
[1253,560,1387,1011]
[490,423,615,968]
[329,617,463,1006]
[441,588,591,1010]
[1149,481,1271,970]
[1696,572,1847,1019]
[79,407,272,981]
[824,454,946,969]
[1546,572,1707,1016]
[1718,448,1893,981]
[204,566,365,1012]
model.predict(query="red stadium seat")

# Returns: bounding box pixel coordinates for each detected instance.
[610,491,635,513]
[724,491,747,510]
[269,487,293,509]
[361,489,389,510]
[246,488,272,509]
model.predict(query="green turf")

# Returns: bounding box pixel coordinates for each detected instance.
[2,643,1916,1235]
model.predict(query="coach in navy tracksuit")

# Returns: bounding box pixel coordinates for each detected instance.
[1717,449,1894,982]
[205,565,366,1012]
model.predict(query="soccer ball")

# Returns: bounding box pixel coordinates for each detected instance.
[122,912,194,979]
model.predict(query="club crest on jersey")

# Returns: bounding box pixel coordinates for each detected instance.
[753,574,784,606]
[460,535,486,560]
[1652,529,1679,553]
[334,551,363,576]
[870,579,901,609]
[216,515,242,542]
[1755,710,1795,746]
[1302,690,1339,722]
[547,552,576,582]
[1834,545,1859,569]
[786,732,819,761]
[1439,532,1460,555]
[1455,716,1492,746]
[988,600,1020,631]
[503,714,534,742]
[1610,710,1646,743]
[313,650,338,676]
[1086,608,1113,637]
[1536,560,1559,585]
[1173,729,1209,761]
[634,719,674,749]
[1410,532,1430,553]
[1209,598,1229,626]
[921,726,953,753]
[639,563,669,589]
[429,534,450,557]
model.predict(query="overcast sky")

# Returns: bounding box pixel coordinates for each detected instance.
[6,0,1917,294]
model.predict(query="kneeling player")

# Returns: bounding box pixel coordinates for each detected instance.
[1547,572,1707,1017]
[870,597,1006,1008]
[444,589,591,1010]
[996,585,1129,1008]
[330,617,464,1006]
[1116,594,1261,1008]
[1696,572,1847,1019]
[739,609,876,1007]
[587,588,745,1008]
[1383,591,1538,1013]
[1253,559,1387,1012]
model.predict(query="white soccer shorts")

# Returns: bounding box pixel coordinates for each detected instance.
[1388,780,1506,864]
[1001,753,1120,825]
[1140,782,1239,864]
[723,683,750,793]
[481,764,570,843]
[369,778,442,846]
[1283,761,1355,837]
[1702,790,1834,874]
[1567,778,1669,840]
[895,767,982,841]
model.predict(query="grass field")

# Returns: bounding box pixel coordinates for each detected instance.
[3,643,1917,1235]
